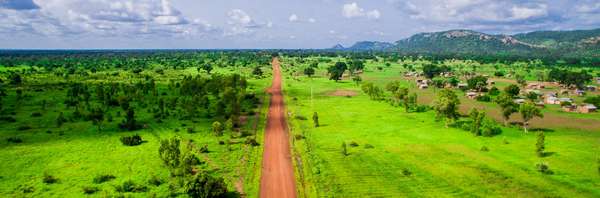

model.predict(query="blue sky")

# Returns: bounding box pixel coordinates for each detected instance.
[0,0,599,49]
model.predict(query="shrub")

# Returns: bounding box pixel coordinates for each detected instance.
[475,95,491,102]
[187,127,195,133]
[115,180,147,193]
[199,144,209,153]
[0,116,16,122]
[245,138,259,146]
[17,125,32,131]
[536,131,545,157]
[43,173,58,184]
[93,174,116,184]
[31,112,42,117]
[480,146,489,152]
[159,137,181,169]
[415,105,430,113]
[294,134,304,140]
[349,141,359,147]
[481,119,502,137]
[6,137,23,143]
[536,162,553,174]
[364,144,374,149]
[181,153,201,174]
[148,175,163,186]
[120,134,143,146]
[402,168,412,176]
[294,115,307,120]
[341,142,348,156]
[82,186,99,194]
[212,121,224,136]
[184,174,227,198]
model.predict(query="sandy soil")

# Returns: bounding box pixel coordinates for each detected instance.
[259,58,297,198]
[327,89,358,97]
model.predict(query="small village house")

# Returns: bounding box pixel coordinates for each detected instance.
[578,104,597,113]
[562,105,577,112]
[466,92,478,99]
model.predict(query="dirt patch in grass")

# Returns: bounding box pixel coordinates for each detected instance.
[327,90,358,97]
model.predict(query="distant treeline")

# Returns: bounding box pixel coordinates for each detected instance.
[1,49,599,69]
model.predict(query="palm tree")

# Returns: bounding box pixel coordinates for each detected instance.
[519,102,544,133]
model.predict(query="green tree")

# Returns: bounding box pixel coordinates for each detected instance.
[469,108,486,136]
[433,89,461,127]
[536,131,545,157]
[88,107,105,132]
[341,142,348,156]
[467,76,488,92]
[348,60,364,75]
[252,66,263,76]
[519,102,544,133]
[56,112,67,127]
[158,137,181,169]
[303,67,315,77]
[212,121,224,136]
[327,62,347,82]
[201,64,213,74]
[504,84,520,97]
[515,74,527,86]
[495,93,517,126]
[312,112,319,127]
[184,173,227,198]
[352,75,362,86]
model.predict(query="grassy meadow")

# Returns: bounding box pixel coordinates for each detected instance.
[282,57,600,197]
[0,65,271,197]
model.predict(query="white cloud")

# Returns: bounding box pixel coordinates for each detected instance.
[289,14,298,22]
[510,5,548,20]
[342,2,380,19]
[226,9,268,36]
[288,14,316,23]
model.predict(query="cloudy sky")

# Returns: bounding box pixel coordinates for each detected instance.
[0,0,599,49]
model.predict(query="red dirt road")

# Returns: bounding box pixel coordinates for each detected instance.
[259,58,297,198]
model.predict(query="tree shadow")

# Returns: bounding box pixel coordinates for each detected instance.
[531,128,555,133]
[225,191,242,198]
[540,152,556,157]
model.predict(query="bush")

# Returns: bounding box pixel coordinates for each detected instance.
[17,125,32,131]
[148,175,163,186]
[294,134,304,140]
[245,138,260,146]
[349,141,359,147]
[6,137,23,143]
[480,146,489,152]
[294,115,307,120]
[475,95,491,102]
[481,119,502,137]
[364,144,374,149]
[187,127,195,133]
[159,137,181,169]
[402,168,412,176]
[536,162,553,174]
[43,173,58,184]
[93,174,116,184]
[0,116,16,122]
[415,105,430,113]
[115,180,147,193]
[120,134,143,146]
[184,174,227,198]
[199,144,209,153]
[31,112,42,117]
[82,186,99,194]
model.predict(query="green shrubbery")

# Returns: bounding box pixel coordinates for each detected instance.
[93,174,116,184]
[120,134,143,146]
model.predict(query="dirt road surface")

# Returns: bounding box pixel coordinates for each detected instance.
[259,58,297,198]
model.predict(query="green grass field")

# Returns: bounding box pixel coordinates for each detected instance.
[0,66,272,197]
[283,57,600,197]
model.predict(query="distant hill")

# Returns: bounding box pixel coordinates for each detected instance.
[334,28,600,57]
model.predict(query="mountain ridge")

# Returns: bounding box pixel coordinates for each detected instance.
[333,28,600,57]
